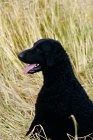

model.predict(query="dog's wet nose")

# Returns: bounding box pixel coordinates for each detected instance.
[18,52,24,60]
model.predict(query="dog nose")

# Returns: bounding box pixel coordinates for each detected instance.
[18,52,24,60]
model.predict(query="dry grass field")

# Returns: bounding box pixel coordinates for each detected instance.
[0,0,93,139]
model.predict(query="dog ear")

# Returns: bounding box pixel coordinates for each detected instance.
[46,42,61,67]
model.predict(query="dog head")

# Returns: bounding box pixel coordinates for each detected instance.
[18,38,65,74]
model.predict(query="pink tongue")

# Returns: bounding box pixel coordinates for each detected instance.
[24,64,36,74]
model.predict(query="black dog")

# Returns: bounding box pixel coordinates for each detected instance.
[18,38,93,140]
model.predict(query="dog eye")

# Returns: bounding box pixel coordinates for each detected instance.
[37,48,41,52]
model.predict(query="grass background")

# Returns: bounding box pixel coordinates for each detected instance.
[0,0,93,139]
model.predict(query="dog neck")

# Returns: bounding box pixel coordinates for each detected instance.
[42,59,75,87]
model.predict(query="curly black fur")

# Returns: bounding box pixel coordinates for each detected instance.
[18,38,93,140]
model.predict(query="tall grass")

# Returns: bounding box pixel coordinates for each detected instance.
[0,0,93,139]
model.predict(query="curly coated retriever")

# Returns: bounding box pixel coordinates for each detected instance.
[18,38,93,140]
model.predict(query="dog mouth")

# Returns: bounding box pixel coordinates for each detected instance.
[24,64,42,74]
